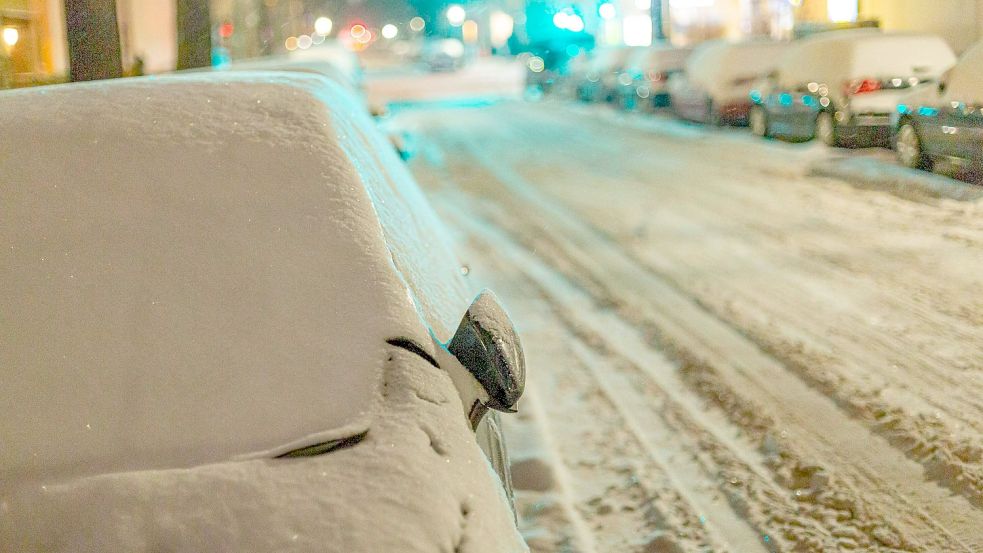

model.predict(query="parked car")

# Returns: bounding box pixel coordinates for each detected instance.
[614,44,692,111]
[0,72,527,552]
[668,39,787,125]
[750,30,955,146]
[893,40,983,177]
[421,38,465,72]
[576,46,635,103]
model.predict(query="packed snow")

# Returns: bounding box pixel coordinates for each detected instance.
[394,92,983,552]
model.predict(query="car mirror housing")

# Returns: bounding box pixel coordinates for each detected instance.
[447,290,526,426]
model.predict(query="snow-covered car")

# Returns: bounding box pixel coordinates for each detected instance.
[668,39,787,125]
[894,40,983,176]
[750,30,955,146]
[421,38,466,72]
[575,46,635,103]
[614,45,691,111]
[0,72,527,552]
[215,53,362,93]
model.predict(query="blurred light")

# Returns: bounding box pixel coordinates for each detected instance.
[462,20,478,43]
[565,44,581,57]
[446,5,466,27]
[779,93,793,106]
[315,17,333,36]
[356,30,372,44]
[528,56,545,73]
[623,15,651,46]
[553,10,583,32]
[297,34,313,49]
[598,3,616,20]
[350,24,366,38]
[489,11,513,47]
[312,33,326,44]
[2,27,18,47]
[219,22,234,39]
[284,36,298,51]
[567,14,584,32]
[634,0,652,9]
[827,0,858,22]
[410,17,426,32]
[382,24,398,39]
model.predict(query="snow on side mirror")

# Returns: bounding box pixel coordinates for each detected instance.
[445,290,525,430]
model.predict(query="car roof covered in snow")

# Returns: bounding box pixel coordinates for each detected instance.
[215,55,359,92]
[685,39,787,89]
[625,45,691,73]
[214,41,362,91]
[778,30,955,86]
[0,71,465,482]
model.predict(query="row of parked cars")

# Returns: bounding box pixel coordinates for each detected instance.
[557,29,983,179]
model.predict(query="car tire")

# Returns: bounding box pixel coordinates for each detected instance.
[895,122,931,170]
[816,111,840,147]
[750,106,769,138]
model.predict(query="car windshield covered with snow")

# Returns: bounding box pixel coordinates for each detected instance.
[0,72,526,552]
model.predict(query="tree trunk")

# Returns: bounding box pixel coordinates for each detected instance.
[63,0,122,81]
[176,0,212,70]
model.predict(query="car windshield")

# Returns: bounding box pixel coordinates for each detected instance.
[0,73,430,481]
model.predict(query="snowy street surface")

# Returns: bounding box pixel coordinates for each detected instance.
[374,68,983,552]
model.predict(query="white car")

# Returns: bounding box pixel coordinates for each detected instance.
[0,72,527,552]
[668,39,788,125]
[749,29,955,146]
[614,45,692,110]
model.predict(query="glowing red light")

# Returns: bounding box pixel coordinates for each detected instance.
[219,22,234,39]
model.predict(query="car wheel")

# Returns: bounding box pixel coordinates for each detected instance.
[896,122,930,170]
[816,111,839,147]
[750,106,769,138]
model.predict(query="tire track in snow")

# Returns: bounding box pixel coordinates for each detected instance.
[408,123,983,551]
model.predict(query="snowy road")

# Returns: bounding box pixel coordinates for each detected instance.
[389,97,983,552]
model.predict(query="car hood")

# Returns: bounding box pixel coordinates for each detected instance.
[0,73,434,483]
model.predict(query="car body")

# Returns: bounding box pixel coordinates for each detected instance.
[0,72,527,552]
[421,38,465,72]
[668,39,787,125]
[893,40,983,176]
[750,30,955,146]
[576,46,636,103]
[614,45,691,110]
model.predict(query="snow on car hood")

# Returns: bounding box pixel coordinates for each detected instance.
[0,72,434,483]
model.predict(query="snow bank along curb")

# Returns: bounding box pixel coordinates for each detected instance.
[809,157,983,203]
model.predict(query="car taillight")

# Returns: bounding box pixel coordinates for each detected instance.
[846,78,882,95]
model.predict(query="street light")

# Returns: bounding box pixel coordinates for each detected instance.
[314,17,333,36]
[446,5,466,27]
[2,27,19,48]
[410,16,425,32]
[598,3,616,20]
[382,24,398,39]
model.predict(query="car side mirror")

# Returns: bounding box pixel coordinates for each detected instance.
[446,290,525,429]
